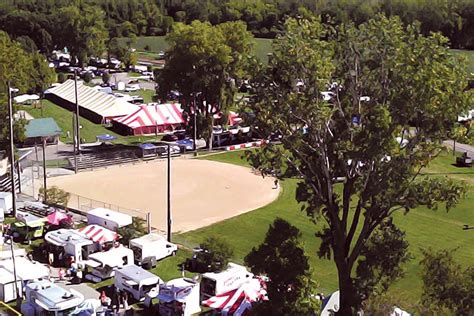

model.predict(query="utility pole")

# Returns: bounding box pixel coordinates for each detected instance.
[42,138,47,202]
[167,143,172,242]
[193,94,197,153]
[7,81,17,217]
[74,70,81,160]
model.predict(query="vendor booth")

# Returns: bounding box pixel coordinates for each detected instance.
[12,211,46,241]
[139,143,159,160]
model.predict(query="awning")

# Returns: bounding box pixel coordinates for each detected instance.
[76,225,118,244]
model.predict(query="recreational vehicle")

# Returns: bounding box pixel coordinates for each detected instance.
[87,208,132,231]
[86,245,134,281]
[0,192,13,216]
[21,280,84,316]
[45,229,97,263]
[201,263,254,299]
[114,264,162,301]
[129,233,178,269]
[158,278,201,316]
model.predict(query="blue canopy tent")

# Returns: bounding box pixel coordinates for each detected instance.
[138,143,158,160]
[96,134,117,143]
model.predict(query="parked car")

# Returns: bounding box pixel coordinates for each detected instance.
[162,134,178,142]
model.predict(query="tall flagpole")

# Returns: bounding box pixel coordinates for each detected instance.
[7,81,17,217]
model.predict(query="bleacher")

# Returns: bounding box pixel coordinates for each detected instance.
[67,146,140,171]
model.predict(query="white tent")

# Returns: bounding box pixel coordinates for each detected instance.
[13,94,40,104]
[46,80,137,123]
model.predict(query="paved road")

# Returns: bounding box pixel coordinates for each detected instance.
[91,71,156,90]
[443,140,474,157]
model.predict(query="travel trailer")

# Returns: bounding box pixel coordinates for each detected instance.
[87,208,132,231]
[21,280,84,316]
[0,192,13,217]
[129,233,178,269]
[114,264,162,301]
[201,263,254,299]
[86,245,134,281]
[158,278,201,316]
[45,229,97,263]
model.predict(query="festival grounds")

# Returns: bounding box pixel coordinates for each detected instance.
[48,158,280,232]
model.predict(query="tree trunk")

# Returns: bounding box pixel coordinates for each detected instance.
[336,260,358,315]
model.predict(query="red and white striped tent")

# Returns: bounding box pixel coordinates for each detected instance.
[76,224,118,244]
[202,278,267,316]
[113,103,184,135]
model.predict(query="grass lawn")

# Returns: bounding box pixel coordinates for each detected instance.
[19,100,157,145]
[173,149,474,305]
[451,49,474,74]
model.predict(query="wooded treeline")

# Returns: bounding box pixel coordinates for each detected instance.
[1,0,474,54]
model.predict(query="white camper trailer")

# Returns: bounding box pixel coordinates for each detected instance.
[86,245,134,281]
[129,233,178,269]
[45,229,97,263]
[87,208,132,231]
[158,278,201,316]
[114,265,162,301]
[201,263,254,299]
[0,192,13,218]
[21,280,84,316]
[0,267,23,303]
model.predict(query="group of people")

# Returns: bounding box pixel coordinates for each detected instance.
[100,288,130,315]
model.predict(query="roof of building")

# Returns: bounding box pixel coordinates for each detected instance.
[46,80,137,119]
[87,208,132,226]
[25,118,61,138]
[116,264,160,283]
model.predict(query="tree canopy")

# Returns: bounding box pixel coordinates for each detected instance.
[246,15,471,314]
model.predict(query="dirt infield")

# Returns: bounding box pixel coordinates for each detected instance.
[48,159,280,232]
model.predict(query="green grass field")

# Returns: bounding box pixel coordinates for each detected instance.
[122,36,474,72]
[451,49,474,74]
[173,149,474,305]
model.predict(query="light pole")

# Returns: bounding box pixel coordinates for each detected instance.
[73,70,80,173]
[7,81,17,217]
[166,143,172,242]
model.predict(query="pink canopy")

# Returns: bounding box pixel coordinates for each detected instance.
[202,278,267,316]
[46,210,71,226]
[77,224,118,244]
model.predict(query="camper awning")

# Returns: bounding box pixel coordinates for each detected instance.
[113,103,183,130]
[76,225,118,244]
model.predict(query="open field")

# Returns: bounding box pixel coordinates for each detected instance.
[123,36,474,71]
[48,158,279,232]
[172,149,474,303]
[119,36,273,63]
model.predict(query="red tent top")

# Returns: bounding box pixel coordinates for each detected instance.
[77,224,118,244]
[114,103,183,129]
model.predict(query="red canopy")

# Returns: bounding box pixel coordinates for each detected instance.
[46,210,71,226]
[77,224,118,244]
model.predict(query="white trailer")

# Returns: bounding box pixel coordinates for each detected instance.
[158,278,201,316]
[0,192,13,218]
[114,264,162,301]
[201,263,254,299]
[0,267,23,303]
[85,245,134,281]
[129,233,178,269]
[86,208,132,231]
[45,228,98,263]
[21,279,84,316]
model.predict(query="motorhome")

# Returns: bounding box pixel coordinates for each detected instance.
[158,278,201,316]
[114,265,162,301]
[130,233,178,269]
[86,208,132,231]
[45,229,97,264]
[85,245,134,281]
[21,280,84,316]
[201,263,254,299]
[0,192,13,217]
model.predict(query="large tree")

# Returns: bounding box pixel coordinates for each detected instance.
[247,15,471,314]
[157,20,254,148]
[245,218,320,315]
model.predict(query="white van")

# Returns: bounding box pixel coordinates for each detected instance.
[130,233,178,269]
[201,263,254,299]
[86,245,134,281]
[0,192,13,217]
[86,208,132,231]
[115,265,162,301]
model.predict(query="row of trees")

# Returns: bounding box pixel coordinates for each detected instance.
[2,0,474,50]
